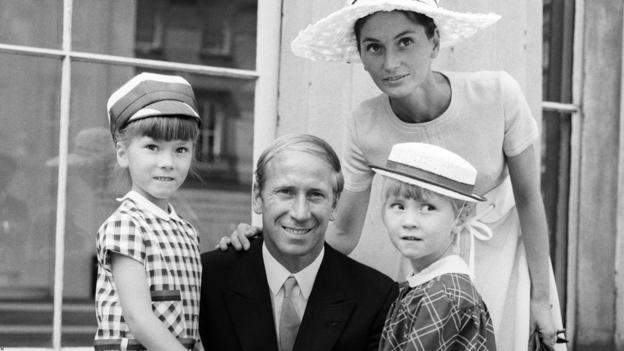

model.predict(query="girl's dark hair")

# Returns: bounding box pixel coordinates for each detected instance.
[354,10,437,53]
[115,116,200,144]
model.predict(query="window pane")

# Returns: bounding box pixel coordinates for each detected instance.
[72,0,257,70]
[0,53,61,347]
[542,0,574,319]
[540,110,571,318]
[59,72,115,344]
[0,0,62,49]
[542,0,574,104]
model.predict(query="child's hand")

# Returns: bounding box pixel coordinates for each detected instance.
[530,298,557,350]
[215,223,261,251]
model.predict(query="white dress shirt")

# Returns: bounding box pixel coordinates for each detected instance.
[262,243,324,335]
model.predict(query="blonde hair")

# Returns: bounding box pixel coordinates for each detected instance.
[254,134,344,206]
[381,177,476,227]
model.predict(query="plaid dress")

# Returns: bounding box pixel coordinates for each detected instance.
[379,255,496,351]
[94,191,201,350]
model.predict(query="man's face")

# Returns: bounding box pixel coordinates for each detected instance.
[253,150,337,272]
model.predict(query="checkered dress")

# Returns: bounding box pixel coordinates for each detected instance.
[94,191,201,349]
[379,273,496,351]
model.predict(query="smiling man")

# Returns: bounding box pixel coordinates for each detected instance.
[199,134,397,351]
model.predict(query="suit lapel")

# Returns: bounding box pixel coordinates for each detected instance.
[224,240,279,351]
[295,245,355,351]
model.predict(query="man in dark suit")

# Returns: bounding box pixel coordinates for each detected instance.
[199,134,397,351]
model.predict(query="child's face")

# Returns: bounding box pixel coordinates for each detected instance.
[382,191,458,272]
[116,135,193,211]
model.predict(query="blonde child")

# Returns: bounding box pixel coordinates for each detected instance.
[372,142,495,350]
[94,73,202,351]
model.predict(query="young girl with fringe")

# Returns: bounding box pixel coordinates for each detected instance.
[94,72,202,351]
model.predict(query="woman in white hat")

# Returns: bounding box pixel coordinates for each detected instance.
[292,1,565,350]
[226,0,565,349]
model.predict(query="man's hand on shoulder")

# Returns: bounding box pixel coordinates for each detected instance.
[215,223,262,251]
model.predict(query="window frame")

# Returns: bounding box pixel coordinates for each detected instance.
[540,0,584,346]
[0,0,279,349]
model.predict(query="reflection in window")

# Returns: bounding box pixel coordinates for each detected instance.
[0,1,62,49]
[0,54,61,348]
[135,0,257,69]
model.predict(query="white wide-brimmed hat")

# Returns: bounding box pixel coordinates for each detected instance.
[371,142,486,202]
[291,0,501,63]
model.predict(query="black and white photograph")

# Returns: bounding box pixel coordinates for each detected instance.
[0,0,616,350]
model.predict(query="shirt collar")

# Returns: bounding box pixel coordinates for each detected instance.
[262,242,325,300]
[118,190,181,221]
[407,255,473,288]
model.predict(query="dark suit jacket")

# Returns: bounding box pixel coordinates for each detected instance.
[199,239,398,351]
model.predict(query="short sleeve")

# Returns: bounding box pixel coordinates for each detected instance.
[342,107,375,192]
[96,214,146,273]
[501,72,539,157]
[459,305,498,350]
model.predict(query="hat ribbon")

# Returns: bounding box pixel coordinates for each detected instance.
[458,204,494,276]
[350,0,439,7]
[386,159,474,196]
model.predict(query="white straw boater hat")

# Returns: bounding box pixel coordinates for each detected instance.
[371,142,486,202]
[291,0,501,63]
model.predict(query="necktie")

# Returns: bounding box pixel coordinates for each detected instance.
[279,276,300,351]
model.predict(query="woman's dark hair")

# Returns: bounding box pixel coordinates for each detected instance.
[354,10,437,53]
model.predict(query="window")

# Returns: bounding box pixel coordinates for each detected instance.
[0,0,275,348]
[541,0,577,324]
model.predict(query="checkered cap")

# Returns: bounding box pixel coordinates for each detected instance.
[106,72,201,138]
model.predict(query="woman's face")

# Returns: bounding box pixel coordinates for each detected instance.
[358,11,439,99]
